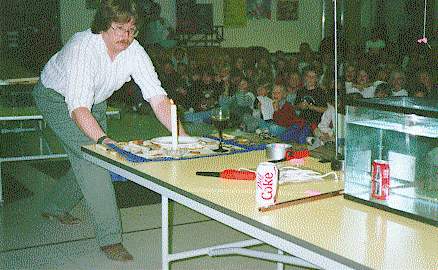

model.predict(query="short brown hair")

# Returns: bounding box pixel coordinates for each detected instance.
[91,0,139,34]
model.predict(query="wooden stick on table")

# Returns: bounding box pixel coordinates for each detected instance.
[259,189,344,212]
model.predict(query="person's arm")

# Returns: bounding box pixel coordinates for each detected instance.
[149,95,187,136]
[317,107,332,133]
[306,103,326,113]
[71,107,114,144]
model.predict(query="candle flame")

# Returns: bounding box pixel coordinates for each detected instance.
[170,99,174,105]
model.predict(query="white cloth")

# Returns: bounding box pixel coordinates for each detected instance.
[361,85,376,98]
[318,104,335,135]
[41,29,166,116]
[257,96,274,120]
[373,80,385,87]
[345,82,354,94]
[348,85,375,98]
[392,89,408,97]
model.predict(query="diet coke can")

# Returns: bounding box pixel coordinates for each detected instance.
[371,160,390,200]
[256,162,279,208]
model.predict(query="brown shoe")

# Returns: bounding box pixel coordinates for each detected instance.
[41,212,81,225]
[100,243,133,262]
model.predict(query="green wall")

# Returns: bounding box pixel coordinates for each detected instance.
[59,0,323,53]
[60,0,95,44]
[200,0,323,52]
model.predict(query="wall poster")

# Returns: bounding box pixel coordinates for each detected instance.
[246,0,272,20]
[224,0,247,27]
[277,0,299,21]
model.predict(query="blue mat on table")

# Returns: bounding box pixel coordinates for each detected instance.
[106,139,266,182]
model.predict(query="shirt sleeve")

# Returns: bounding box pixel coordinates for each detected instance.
[130,43,167,101]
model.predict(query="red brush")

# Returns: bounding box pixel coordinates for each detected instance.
[196,169,256,180]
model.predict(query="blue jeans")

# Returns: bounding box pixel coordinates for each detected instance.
[259,120,288,137]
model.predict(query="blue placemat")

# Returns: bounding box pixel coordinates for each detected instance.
[105,139,266,181]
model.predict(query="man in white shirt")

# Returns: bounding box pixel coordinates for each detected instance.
[32,0,185,262]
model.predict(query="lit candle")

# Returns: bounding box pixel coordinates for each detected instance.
[170,99,178,150]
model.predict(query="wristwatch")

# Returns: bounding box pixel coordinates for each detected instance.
[97,135,108,144]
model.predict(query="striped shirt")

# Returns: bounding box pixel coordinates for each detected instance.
[41,29,166,115]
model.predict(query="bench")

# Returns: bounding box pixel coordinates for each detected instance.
[0,106,121,205]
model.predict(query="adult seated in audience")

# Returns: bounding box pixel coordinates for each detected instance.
[295,67,327,131]
[389,70,408,96]
[349,68,375,98]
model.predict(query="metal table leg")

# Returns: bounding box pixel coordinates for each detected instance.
[162,195,170,270]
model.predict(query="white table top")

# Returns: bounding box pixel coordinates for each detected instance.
[83,145,438,270]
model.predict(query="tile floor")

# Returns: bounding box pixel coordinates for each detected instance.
[0,163,308,270]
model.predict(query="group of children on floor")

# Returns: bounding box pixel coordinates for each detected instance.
[127,41,435,147]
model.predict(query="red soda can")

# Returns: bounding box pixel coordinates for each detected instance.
[256,162,279,208]
[371,160,390,200]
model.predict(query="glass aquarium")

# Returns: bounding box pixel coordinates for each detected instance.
[344,97,438,226]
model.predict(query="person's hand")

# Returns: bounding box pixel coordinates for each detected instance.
[102,137,117,145]
[320,133,332,142]
[272,101,279,111]
[298,101,307,109]
[198,103,207,111]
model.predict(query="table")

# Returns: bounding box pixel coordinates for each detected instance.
[0,105,120,204]
[82,145,438,269]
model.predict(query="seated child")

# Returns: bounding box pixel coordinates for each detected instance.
[259,84,303,137]
[254,83,274,121]
[374,83,392,98]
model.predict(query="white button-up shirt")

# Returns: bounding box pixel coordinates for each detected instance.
[41,29,166,115]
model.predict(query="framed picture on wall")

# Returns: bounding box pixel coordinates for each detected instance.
[86,0,100,9]
[277,0,299,21]
[247,0,272,20]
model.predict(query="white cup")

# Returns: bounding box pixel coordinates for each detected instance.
[266,143,293,161]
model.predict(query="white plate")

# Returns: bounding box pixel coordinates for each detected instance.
[151,136,201,149]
